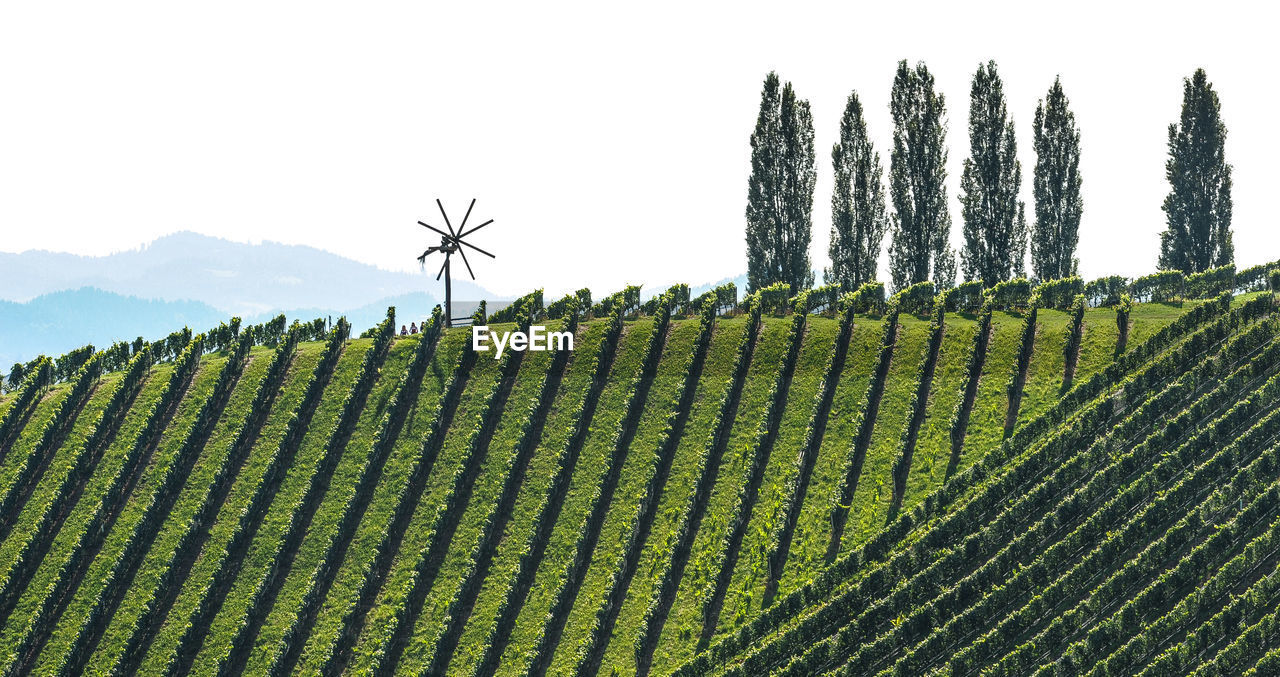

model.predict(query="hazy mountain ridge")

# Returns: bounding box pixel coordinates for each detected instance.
[0,231,506,369]
[0,231,500,314]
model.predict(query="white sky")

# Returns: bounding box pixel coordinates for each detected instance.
[1,1,1275,298]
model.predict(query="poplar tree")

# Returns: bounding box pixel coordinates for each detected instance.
[746,72,816,292]
[1159,68,1233,273]
[826,90,888,291]
[959,60,1026,285]
[1031,77,1083,281]
[887,60,956,291]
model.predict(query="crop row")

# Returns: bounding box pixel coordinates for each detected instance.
[465,311,626,677]
[891,311,974,535]
[841,313,932,548]
[52,334,254,675]
[967,337,1280,675]
[1058,444,1280,676]
[263,312,444,676]
[763,301,857,602]
[368,308,538,675]
[228,330,413,675]
[826,306,900,560]
[834,340,1280,677]
[521,298,676,675]
[299,311,473,676]
[19,343,231,673]
[0,377,124,631]
[976,417,1280,677]
[781,315,887,591]
[404,317,567,670]
[0,349,149,628]
[233,326,416,676]
[106,330,303,674]
[1007,307,1073,452]
[948,410,1280,677]
[732,303,1277,676]
[691,304,808,652]
[0,353,104,543]
[673,292,1251,675]
[1099,503,1280,676]
[632,305,763,675]
[0,367,81,449]
[367,316,536,675]
[204,311,394,676]
[887,299,946,521]
[549,303,712,674]
[720,310,843,634]
[0,337,206,675]
[1002,305,1039,437]
[645,316,791,672]
[0,358,52,456]
[942,339,1280,677]
[0,361,173,670]
[757,302,1280,676]
[569,300,718,675]
[1184,582,1280,676]
[757,346,1253,677]
[1061,294,1086,390]
[85,339,284,675]
[421,311,581,674]
[394,323,563,671]
[604,313,751,672]
[155,321,348,676]
[446,320,610,675]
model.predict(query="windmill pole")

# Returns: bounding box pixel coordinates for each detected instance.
[445,255,453,328]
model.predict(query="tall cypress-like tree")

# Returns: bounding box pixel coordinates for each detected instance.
[825,90,888,291]
[1159,68,1233,273]
[1031,77,1083,281]
[746,72,816,292]
[959,60,1026,285]
[887,60,955,291]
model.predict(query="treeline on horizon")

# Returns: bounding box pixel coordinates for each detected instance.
[745,60,1237,297]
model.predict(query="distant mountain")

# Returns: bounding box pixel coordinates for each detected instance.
[0,231,501,316]
[0,231,509,370]
[687,274,748,300]
[0,288,225,369]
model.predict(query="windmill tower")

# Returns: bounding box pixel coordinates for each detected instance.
[417,199,496,327]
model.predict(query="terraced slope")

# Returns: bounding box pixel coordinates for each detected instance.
[2,292,1256,676]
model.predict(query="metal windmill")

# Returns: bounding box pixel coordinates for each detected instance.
[417,199,496,327]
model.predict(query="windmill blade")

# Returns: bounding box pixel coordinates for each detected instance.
[436,256,448,281]
[458,198,476,231]
[458,238,496,258]
[456,245,476,279]
[457,218,493,239]
[436,199,457,237]
[418,220,453,240]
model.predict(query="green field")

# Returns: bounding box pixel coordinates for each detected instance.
[3,290,1278,675]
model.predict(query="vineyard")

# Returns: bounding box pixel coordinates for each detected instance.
[1,278,1279,675]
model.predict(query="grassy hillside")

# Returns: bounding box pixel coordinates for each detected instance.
[4,292,1276,676]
